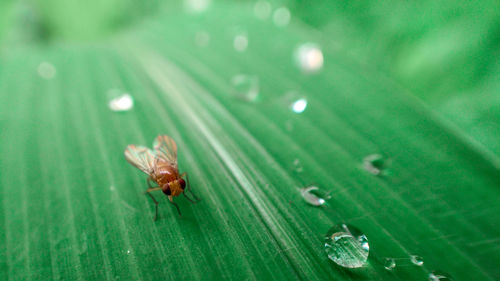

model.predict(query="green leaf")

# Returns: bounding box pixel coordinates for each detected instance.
[1,3,499,281]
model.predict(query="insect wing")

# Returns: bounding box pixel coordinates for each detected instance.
[124,145,156,174]
[153,135,178,168]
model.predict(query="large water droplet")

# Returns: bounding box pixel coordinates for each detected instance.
[363,154,389,176]
[233,33,248,52]
[273,7,291,27]
[231,74,259,102]
[300,186,331,206]
[38,61,56,79]
[254,0,271,20]
[383,258,396,271]
[294,43,324,74]
[410,255,424,266]
[324,224,369,268]
[429,271,454,281]
[195,31,210,47]
[108,90,134,112]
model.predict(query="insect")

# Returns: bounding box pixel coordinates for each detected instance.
[124,135,199,220]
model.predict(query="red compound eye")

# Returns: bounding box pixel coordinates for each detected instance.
[179,178,186,189]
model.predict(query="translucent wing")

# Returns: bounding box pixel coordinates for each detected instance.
[153,135,178,168]
[124,145,156,174]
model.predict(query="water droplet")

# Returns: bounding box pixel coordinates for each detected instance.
[184,0,211,13]
[300,186,331,206]
[324,224,369,268]
[291,98,308,113]
[37,61,56,79]
[429,271,454,281]
[383,258,396,271]
[230,74,259,102]
[294,43,324,74]
[108,93,134,112]
[363,154,389,176]
[410,255,424,266]
[126,249,131,255]
[195,31,210,47]
[254,1,271,20]
[233,33,248,52]
[273,7,291,27]
[293,158,303,172]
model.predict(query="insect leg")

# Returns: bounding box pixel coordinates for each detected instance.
[183,192,197,203]
[145,190,160,221]
[168,197,182,217]
[147,176,158,189]
[181,172,201,201]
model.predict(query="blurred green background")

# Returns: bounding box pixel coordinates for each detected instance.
[0,0,499,280]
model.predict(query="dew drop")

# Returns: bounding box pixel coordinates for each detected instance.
[230,74,259,102]
[429,271,454,281]
[293,158,303,173]
[294,43,324,74]
[410,255,424,266]
[324,223,369,268]
[383,258,396,271]
[195,31,210,47]
[254,0,271,20]
[273,7,291,27]
[233,33,248,52]
[300,186,331,206]
[108,93,134,112]
[363,154,389,176]
[37,61,56,79]
[126,249,131,255]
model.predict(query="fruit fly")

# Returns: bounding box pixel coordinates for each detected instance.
[124,135,199,220]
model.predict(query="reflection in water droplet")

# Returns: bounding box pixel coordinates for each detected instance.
[383,258,396,271]
[273,7,291,27]
[324,224,369,268]
[291,98,308,113]
[254,0,271,20]
[38,62,56,79]
[294,43,324,73]
[429,271,454,281]
[195,31,210,47]
[363,154,388,176]
[233,34,248,52]
[300,186,331,206]
[410,255,424,266]
[231,74,259,102]
[184,0,211,13]
[109,93,134,112]
[293,158,303,173]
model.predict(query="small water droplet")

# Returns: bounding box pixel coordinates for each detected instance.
[195,31,210,47]
[294,43,324,73]
[293,158,303,172]
[383,258,396,271]
[184,0,211,13]
[363,154,389,176]
[231,74,259,102]
[300,186,331,206]
[233,33,248,52]
[254,1,271,20]
[37,61,56,79]
[324,224,369,268]
[126,249,131,255]
[429,271,454,281]
[291,98,308,113]
[108,93,134,112]
[410,255,424,266]
[273,7,291,27]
